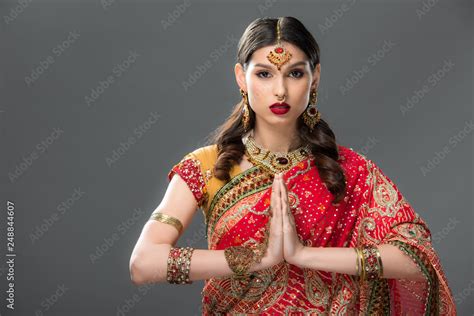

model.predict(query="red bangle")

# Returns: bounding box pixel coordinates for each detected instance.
[167,246,194,284]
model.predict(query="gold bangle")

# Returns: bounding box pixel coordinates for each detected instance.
[376,247,384,278]
[150,212,183,234]
[353,248,360,276]
[356,247,366,281]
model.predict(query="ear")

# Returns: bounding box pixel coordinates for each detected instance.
[234,63,247,92]
[311,63,321,90]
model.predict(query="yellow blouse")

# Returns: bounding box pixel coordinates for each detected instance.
[168,144,243,219]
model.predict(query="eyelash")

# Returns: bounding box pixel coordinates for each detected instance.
[256,70,304,79]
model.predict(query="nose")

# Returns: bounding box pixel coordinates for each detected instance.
[274,76,287,101]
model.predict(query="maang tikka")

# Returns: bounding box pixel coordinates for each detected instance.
[266,18,292,70]
[302,89,321,132]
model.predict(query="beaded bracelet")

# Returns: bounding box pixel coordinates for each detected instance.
[362,244,383,280]
[354,244,383,281]
[166,246,194,284]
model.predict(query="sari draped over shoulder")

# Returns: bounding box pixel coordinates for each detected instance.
[167,144,457,315]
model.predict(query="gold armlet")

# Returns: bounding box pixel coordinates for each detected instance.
[150,212,183,235]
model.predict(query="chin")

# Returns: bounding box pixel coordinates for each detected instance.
[270,116,297,125]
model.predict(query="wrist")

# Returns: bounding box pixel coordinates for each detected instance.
[287,245,307,268]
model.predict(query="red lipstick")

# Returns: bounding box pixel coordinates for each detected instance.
[269,102,290,115]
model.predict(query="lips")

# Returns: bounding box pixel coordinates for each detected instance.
[270,102,290,114]
[269,102,290,109]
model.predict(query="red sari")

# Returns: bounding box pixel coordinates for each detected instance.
[168,144,457,315]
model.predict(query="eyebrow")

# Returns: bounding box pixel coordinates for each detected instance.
[254,61,307,70]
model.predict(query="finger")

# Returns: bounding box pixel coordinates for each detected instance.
[280,173,287,192]
[272,174,282,231]
[270,176,280,236]
[281,179,297,230]
[281,193,291,232]
[281,195,289,230]
[280,176,286,233]
[275,173,282,218]
[279,176,288,209]
[287,207,296,227]
[276,174,284,239]
[270,174,279,217]
[278,176,288,215]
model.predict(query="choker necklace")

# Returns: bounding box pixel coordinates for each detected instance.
[242,131,312,174]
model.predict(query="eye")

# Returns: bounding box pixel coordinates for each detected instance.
[289,70,304,78]
[256,71,271,79]
[256,70,304,79]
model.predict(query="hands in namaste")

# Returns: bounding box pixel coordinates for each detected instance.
[255,172,305,270]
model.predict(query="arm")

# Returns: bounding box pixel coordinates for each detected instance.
[129,174,235,285]
[292,244,426,280]
[129,173,273,286]
[278,170,426,281]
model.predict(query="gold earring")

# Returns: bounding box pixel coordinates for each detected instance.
[302,89,321,133]
[240,89,250,132]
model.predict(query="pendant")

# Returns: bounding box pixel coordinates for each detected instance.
[275,156,288,165]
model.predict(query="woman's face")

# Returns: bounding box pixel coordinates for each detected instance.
[235,41,321,129]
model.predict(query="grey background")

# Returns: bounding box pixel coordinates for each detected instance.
[1,0,472,315]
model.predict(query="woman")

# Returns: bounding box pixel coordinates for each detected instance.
[130,17,456,315]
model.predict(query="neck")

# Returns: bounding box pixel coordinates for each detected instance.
[252,122,302,154]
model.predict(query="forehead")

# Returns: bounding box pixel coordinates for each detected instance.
[249,41,308,69]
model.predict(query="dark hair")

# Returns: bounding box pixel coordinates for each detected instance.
[204,16,346,205]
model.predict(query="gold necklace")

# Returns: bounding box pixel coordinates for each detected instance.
[242,131,312,174]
